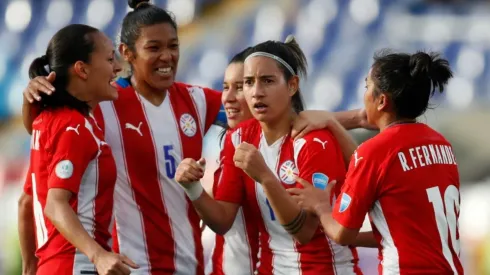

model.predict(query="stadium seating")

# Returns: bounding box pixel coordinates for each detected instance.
[0,0,489,119]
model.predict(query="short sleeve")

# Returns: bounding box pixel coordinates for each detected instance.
[295,130,345,202]
[48,118,97,194]
[332,144,379,230]
[23,165,33,195]
[203,88,225,131]
[214,131,245,204]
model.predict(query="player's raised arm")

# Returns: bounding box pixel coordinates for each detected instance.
[22,73,56,135]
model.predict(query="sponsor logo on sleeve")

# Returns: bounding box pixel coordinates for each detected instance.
[312,172,329,190]
[339,193,352,213]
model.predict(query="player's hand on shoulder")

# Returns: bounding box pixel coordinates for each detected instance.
[175,158,205,185]
[288,177,337,216]
[23,72,56,103]
[93,250,139,275]
[292,110,334,140]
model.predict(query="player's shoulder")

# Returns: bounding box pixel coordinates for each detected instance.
[299,129,336,143]
[35,108,88,143]
[224,119,259,147]
[294,129,337,152]
[174,82,218,94]
[39,108,86,129]
[233,119,260,135]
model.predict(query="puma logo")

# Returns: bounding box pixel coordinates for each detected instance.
[125,122,143,136]
[66,124,80,135]
[354,151,364,167]
[313,138,328,149]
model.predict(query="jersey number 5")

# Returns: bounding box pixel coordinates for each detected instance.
[426,185,460,272]
[163,145,176,178]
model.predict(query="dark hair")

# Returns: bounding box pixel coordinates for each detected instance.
[217,47,253,144]
[122,0,178,51]
[246,35,307,113]
[28,24,100,115]
[371,50,453,119]
[229,47,252,64]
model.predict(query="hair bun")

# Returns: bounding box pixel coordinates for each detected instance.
[128,0,150,10]
[409,51,433,79]
[40,55,49,64]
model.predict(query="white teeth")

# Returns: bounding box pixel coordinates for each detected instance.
[157,67,171,74]
[226,108,239,115]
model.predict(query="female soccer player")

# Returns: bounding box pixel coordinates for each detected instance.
[18,24,138,275]
[21,2,370,274]
[176,37,361,275]
[202,47,260,275]
[290,50,464,274]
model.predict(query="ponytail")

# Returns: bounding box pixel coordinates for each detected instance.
[28,55,50,79]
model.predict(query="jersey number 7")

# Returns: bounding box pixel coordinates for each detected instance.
[426,185,460,272]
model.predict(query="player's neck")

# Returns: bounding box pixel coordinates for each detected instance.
[260,115,292,146]
[378,114,416,131]
[131,75,167,106]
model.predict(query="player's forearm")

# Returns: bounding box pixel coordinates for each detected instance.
[22,98,37,135]
[261,176,316,244]
[315,203,347,245]
[192,191,236,235]
[44,199,105,263]
[354,231,377,248]
[331,109,362,130]
[327,119,358,168]
[18,193,38,273]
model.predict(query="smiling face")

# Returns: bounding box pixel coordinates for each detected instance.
[243,56,297,125]
[123,23,179,91]
[81,32,121,102]
[221,62,252,128]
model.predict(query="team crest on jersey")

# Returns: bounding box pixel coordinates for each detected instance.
[279,160,299,185]
[339,193,352,213]
[179,113,197,137]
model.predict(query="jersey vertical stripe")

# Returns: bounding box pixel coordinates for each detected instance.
[99,100,151,271]
[111,89,176,273]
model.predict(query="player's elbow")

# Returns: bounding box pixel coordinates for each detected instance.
[332,234,352,246]
[294,233,314,245]
[331,229,358,246]
[293,223,317,245]
[18,193,33,212]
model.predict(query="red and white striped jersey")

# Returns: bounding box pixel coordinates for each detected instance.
[95,78,222,275]
[205,146,259,275]
[215,119,361,275]
[24,107,116,275]
[333,123,464,275]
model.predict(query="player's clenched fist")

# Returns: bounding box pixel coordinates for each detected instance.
[175,158,205,184]
[93,250,139,275]
[175,158,206,201]
[233,142,275,183]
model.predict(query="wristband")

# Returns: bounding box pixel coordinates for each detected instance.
[183,181,204,201]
